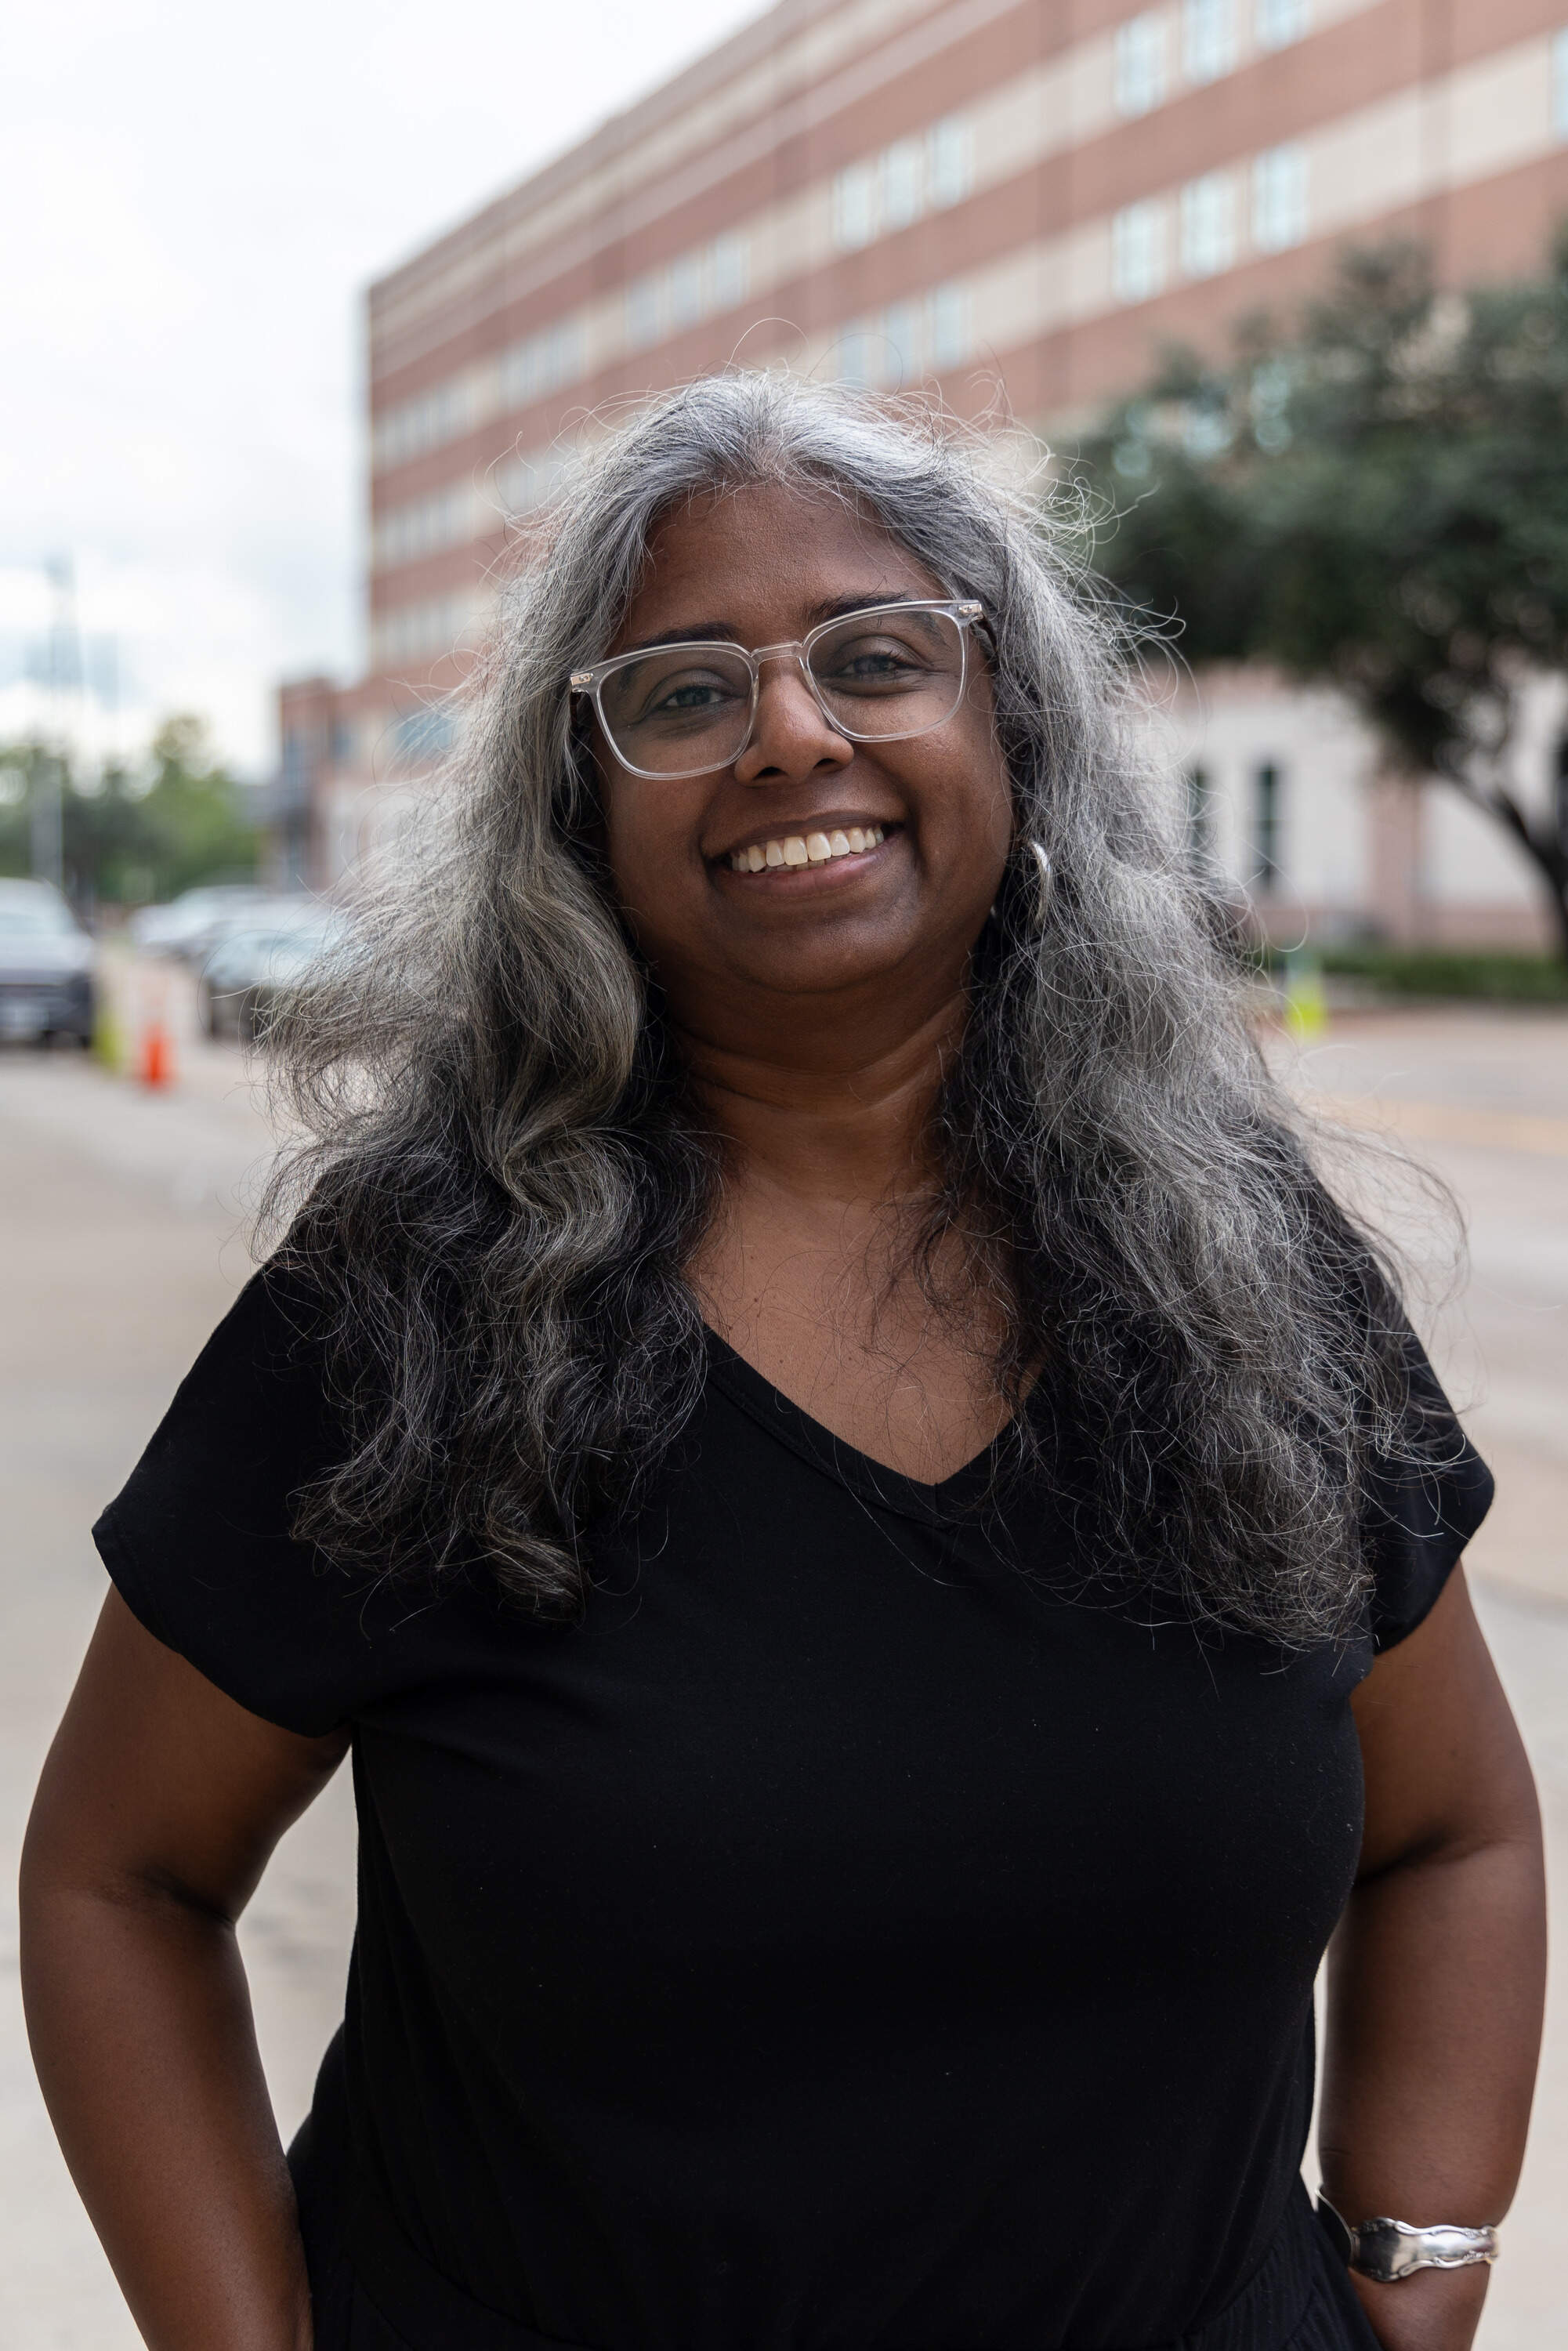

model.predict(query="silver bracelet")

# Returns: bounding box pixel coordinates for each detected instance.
[1317,2195,1499,2284]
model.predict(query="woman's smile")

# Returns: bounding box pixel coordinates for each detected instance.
[719,820,890,877]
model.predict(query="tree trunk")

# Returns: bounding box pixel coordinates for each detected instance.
[1472,782,1568,963]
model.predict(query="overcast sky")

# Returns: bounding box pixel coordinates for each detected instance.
[0,0,765,776]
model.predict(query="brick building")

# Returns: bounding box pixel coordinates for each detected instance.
[280,0,1568,939]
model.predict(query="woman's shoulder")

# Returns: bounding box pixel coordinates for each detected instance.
[136,1241,349,1487]
[91,1242,387,1737]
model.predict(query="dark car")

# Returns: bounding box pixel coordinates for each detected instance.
[0,882,96,1048]
[196,900,347,1043]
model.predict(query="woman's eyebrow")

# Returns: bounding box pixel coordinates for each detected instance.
[619,622,740,654]
[806,591,929,625]
[619,593,932,657]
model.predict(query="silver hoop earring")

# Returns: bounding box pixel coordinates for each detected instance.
[1028,839,1054,922]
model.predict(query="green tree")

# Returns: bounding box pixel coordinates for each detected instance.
[1077,237,1568,955]
[0,716,259,909]
[135,716,259,900]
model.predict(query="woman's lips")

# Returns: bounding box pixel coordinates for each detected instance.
[723,823,888,875]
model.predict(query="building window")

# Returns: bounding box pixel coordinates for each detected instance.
[670,254,705,330]
[830,286,973,386]
[1255,0,1309,49]
[832,117,972,254]
[1112,201,1168,302]
[1181,172,1236,276]
[928,115,974,208]
[1252,143,1309,252]
[1554,27,1568,139]
[846,322,884,386]
[1115,14,1168,117]
[1182,0,1236,84]
[711,234,750,307]
[625,276,664,350]
[879,301,922,382]
[375,380,470,470]
[374,484,474,572]
[616,236,751,358]
[502,319,586,410]
[371,595,479,672]
[503,338,541,409]
[1254,763,1282,890]
[883,138,924,229]
[834,161,878,249]
[928,282,973,368]
[497,449,564,516]
[546,321,585,391]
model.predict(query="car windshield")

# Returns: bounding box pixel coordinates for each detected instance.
[0,902,76,940]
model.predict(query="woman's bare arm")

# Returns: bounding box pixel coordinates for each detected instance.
[20,1588,349,2351]
[1322,1569,1546,2351]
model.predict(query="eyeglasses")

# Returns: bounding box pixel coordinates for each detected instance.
[570,597,985,781]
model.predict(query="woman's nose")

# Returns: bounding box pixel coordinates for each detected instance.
[732,658,853,785]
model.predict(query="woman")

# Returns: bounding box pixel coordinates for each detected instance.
[21,375,1544,2351]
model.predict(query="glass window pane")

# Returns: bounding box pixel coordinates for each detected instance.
[883,139,924,230]
[1182,0,1236,84]
[837,322,884,386]
[670,255,704,328]
[927,283,972,368]
[834,162,878,249]
[711,234,749,307]
[1255,0,1309,49]
[881,301,922,382]
[1252,144,1308,251]
[1115,15,1168,117]
[1181,172,1237,277]
[625,275,664,349]
[928,117,974,208]
[1112,201,1168,302]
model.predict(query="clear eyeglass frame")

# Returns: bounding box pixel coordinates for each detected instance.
[568,596,986,781]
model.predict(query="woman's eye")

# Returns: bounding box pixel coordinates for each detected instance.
[642,672,744,719]
[822,639,926,685]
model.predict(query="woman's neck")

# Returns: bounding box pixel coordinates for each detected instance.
[673,986,969,1214]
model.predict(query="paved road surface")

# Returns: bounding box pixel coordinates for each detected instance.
[1,1002,1563,2346]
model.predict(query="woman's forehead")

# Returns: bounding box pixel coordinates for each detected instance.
[610,481,943,651]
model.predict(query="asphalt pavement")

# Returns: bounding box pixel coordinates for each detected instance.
[1,991,1563,2346]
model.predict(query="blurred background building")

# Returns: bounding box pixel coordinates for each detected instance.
[280,0,1568,940]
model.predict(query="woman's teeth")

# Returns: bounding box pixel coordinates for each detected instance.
[727,824,885,874]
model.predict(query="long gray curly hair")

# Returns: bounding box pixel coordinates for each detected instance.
[266,370,1421,1645]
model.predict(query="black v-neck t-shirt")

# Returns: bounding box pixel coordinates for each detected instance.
[94,1262,1491,2351]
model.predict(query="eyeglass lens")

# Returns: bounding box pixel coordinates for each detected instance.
[597,607,966,777]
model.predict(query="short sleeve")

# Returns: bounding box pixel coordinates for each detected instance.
[1360,1324,1494,1652]
[94,1257,398,1735]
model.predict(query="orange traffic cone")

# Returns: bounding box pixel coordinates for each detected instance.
[139,1018,174,1088]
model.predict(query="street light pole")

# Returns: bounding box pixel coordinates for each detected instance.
[31,556,79,896]
[29,748,64,894]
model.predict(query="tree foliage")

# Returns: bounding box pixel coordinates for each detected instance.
[0,716,259,907]
[1077,237,1568,951]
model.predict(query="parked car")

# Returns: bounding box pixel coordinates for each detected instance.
[130,884,268,963]
[196,900,348,1042]
[0,881,96,1048]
